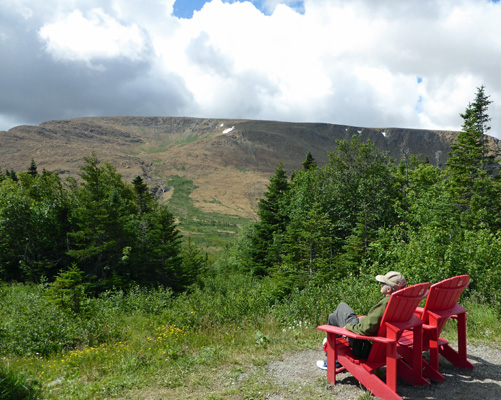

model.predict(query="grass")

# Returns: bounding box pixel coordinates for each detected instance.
[139,132,208,154]
[165,175,251,253]
[442,294,501,342]
[0,364,41,400]
[5,317,322,399]
[1,277,499,399]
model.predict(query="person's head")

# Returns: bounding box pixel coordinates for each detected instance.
[376,271,406,296]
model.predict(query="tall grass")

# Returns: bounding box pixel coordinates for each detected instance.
[0,364,41,400]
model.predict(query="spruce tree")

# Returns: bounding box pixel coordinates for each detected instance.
[447,86,496,216]
[302,151,317,171]
[249,163,289,275]
[28,159,38,177]
[132,175,154,215]
[132,205,184,290]
[67,153,137,288]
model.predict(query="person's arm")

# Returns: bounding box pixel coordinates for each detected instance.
[345,296,390,336]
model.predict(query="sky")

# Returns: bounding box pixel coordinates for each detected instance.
[1,0,501,138]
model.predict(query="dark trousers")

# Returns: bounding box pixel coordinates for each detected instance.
[328,302,359,347]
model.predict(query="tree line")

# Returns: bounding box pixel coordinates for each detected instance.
[218,86,501,303]
[0,154,204,293]
[1,86,500,304]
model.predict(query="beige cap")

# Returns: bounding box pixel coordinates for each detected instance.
[376,271,407,290]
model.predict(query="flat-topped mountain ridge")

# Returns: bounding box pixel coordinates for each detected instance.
[1,117,499,218]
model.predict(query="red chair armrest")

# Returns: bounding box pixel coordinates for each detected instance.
[317,325,395,344]
[414,306,424,318]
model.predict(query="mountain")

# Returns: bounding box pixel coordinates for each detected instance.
[1,116,499,222]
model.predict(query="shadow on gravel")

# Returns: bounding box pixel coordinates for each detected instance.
[270,347,500,400]
[398,353,501,400]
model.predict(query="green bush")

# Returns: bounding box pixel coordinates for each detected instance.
[0,284,126,357]
[96,285,174,315]
[367,226,501,306]
[161,274,279,329]
[0,284,82,356]
[271,274,381,328]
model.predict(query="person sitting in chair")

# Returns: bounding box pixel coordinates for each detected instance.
[317,271,406,369]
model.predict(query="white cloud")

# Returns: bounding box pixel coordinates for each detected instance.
[39,9,148,63]
[2,0,501,138]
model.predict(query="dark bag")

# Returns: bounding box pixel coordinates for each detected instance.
[351,339,372,359]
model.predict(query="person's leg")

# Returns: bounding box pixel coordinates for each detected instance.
[319,302,359,369]
[328,302,359,327]
[328,302,359,346]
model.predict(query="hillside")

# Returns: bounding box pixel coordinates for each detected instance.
[1,116,499,223]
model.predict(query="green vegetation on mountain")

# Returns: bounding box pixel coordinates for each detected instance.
[165,175,251,253]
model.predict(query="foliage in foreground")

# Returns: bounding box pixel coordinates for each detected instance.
[1,274,500,399]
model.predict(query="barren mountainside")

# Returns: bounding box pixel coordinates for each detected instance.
[1,116,499,219]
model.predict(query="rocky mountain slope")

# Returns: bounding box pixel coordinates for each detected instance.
[1,117,499,219]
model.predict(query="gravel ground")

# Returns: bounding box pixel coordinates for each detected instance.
[266,343,501,399]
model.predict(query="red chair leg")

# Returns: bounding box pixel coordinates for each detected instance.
[326,332,337,384]
[386,331,398,393]
[439,313,474,370]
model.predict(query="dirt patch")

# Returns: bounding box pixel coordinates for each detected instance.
[267,343,501,399]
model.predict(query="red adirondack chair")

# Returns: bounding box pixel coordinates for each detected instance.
[398,274,474,382]
[318,282,430,400]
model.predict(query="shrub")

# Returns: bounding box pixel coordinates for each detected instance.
[44,265,87,314]
[271,274,381,328]
[96,285,174,315]
[0,284,126,357]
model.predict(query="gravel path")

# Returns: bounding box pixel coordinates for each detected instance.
[267,343,501,399]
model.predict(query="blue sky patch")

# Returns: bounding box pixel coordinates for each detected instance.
[172,1,305,18]
[173,0,208,18]
[417,76,423,84]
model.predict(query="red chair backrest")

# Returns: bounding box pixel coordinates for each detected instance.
[420,274,470,326]
[378,282,430,334]
[368,282,430,362]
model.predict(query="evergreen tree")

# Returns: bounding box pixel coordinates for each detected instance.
[281,201,335,287]
[67,153,136,288]
[45,264,87,314]
[129,205,184,290]
[249,163,290,275]
[28,159,38,177]
[132,175,154,215]
[446,86,499,227]
[180,237,206,289]
[8,169,17,181]
[302,151,317,171]
[447,86,493,193]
